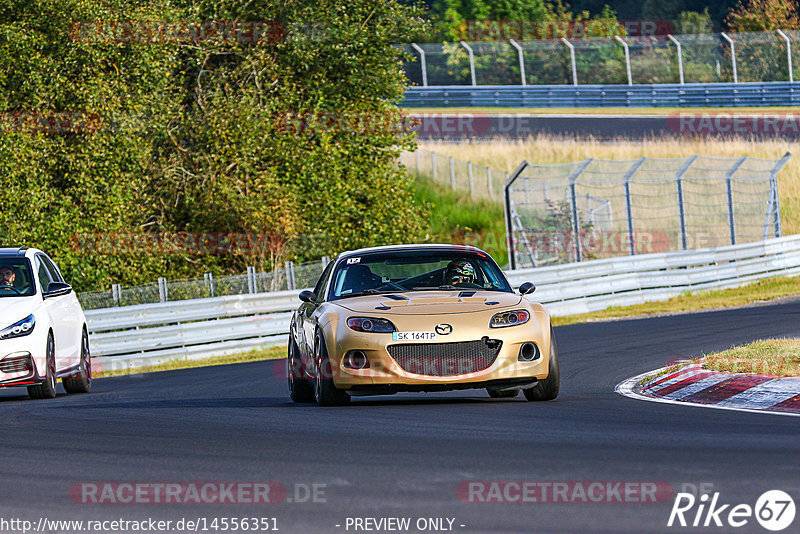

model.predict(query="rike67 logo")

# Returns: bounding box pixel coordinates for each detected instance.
[668,490,795,531]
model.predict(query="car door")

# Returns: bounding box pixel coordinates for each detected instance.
[42,254,82,368]
[35,254,77,370]
[299,262,333,365]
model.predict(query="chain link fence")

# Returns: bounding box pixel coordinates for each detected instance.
[404,30,800,86]
[505,154,791,268]
[78,258,330,310]
[401,148,507,200]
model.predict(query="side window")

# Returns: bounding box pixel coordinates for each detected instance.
[41,255,64,282]
[35,256,55,291]
[313,262,334,301]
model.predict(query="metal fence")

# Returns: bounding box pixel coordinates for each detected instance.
[505,153,791,269]
[403,30,800,87]
[78,257,329,310]
[401,148,507,200]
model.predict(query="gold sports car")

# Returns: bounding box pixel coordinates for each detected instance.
[287,244,559,406]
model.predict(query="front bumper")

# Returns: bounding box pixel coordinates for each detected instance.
[327,312,552,390]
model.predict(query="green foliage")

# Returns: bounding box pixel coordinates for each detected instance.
[675,9,714,34]
[725,0,800,31]
[0,0,427,291]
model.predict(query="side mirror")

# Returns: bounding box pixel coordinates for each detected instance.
[518,282,535,295]
[44,281,72,299]
[299,290,317,303]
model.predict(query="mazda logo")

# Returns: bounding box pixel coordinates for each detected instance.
[435,324,453,335]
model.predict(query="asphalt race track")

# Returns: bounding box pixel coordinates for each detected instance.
[1,301,799,533]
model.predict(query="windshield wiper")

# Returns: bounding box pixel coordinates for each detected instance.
[409,285,462,291]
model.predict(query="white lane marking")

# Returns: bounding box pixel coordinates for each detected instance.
[660,373,733,400]
[615,368,800,418]
[717,377,800,409]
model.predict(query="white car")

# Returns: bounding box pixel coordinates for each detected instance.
[0,247,91,398]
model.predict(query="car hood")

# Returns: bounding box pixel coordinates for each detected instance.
[0,296,41,326]
[331,290,523,315]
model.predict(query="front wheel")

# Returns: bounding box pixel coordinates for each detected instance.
[313,332,350,406]
[64,330,92,394]
[28,332,57,399]
[524,326,560,402]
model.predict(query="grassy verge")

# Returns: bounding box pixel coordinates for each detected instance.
[411,172,509,266]
[551,275,800,326]
[95,345,285,378]
[417,136,800,236]
[703,339,800,376]
[404,106,800,115]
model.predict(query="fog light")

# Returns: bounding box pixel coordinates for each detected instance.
[518,342,540,362]
[344,350,369,369]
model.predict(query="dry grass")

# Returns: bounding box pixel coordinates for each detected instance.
[551,275,800,326]
[95,345,285,378]
[703,338,800,376]
[418,136,800,235]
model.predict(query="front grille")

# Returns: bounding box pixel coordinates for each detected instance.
[387,340,502,376]
[0,355,32,374]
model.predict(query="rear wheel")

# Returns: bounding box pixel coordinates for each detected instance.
[63,330,92,394]
[524,326,560,402]
[288,336,314,403]
[28,332,57,399]
[488,389,519,398]
[314,332,350,406]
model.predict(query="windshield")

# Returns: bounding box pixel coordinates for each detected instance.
[0,259,35,297]
[329,249,511,300]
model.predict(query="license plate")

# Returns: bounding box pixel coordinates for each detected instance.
[392,331,437,341]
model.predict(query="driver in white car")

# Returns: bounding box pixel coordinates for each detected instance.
[0,265,15,288]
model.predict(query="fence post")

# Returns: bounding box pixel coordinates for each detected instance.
[468,161,474,197]
[111,283,121,305]
[560,38,578,85]
[504,161,531,270]
[509,39,526,85]
[721,33,737,83]
[460,41,477,86]
[415,150,420,173]
[246,266,257,294]
[487,168,493,198]
[568,159,594,262]
[777,30,793,83]
[614,36,632,85]
[449,156,456,189]
[285,261,296,291]
[767,152,792,238]
[410,43,428,87]
[322,256,331,268]
[725,156,748,245]
[667,35,684,85]
[204,272,215,298]
[157,277,168,303]
[675,156,698,250]
[432,152,437,181]
[623,158,647,255]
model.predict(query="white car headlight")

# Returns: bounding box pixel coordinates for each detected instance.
[0,314,36,340]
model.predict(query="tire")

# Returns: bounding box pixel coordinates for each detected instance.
[488,389,519,398]
[524,326,560,402]
[28,332,57,399]
[288,336,314,403]
[63,330,92,394]
[313,332,350,406]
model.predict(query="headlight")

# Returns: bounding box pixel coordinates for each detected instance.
[0,314,36,340]
[346,317,396,333]
[490,309,530,328]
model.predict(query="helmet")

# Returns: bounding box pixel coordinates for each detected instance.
[445,260,476,285]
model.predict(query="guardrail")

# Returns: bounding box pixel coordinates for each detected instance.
[402,83,800,108]
[88,235,800,370]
